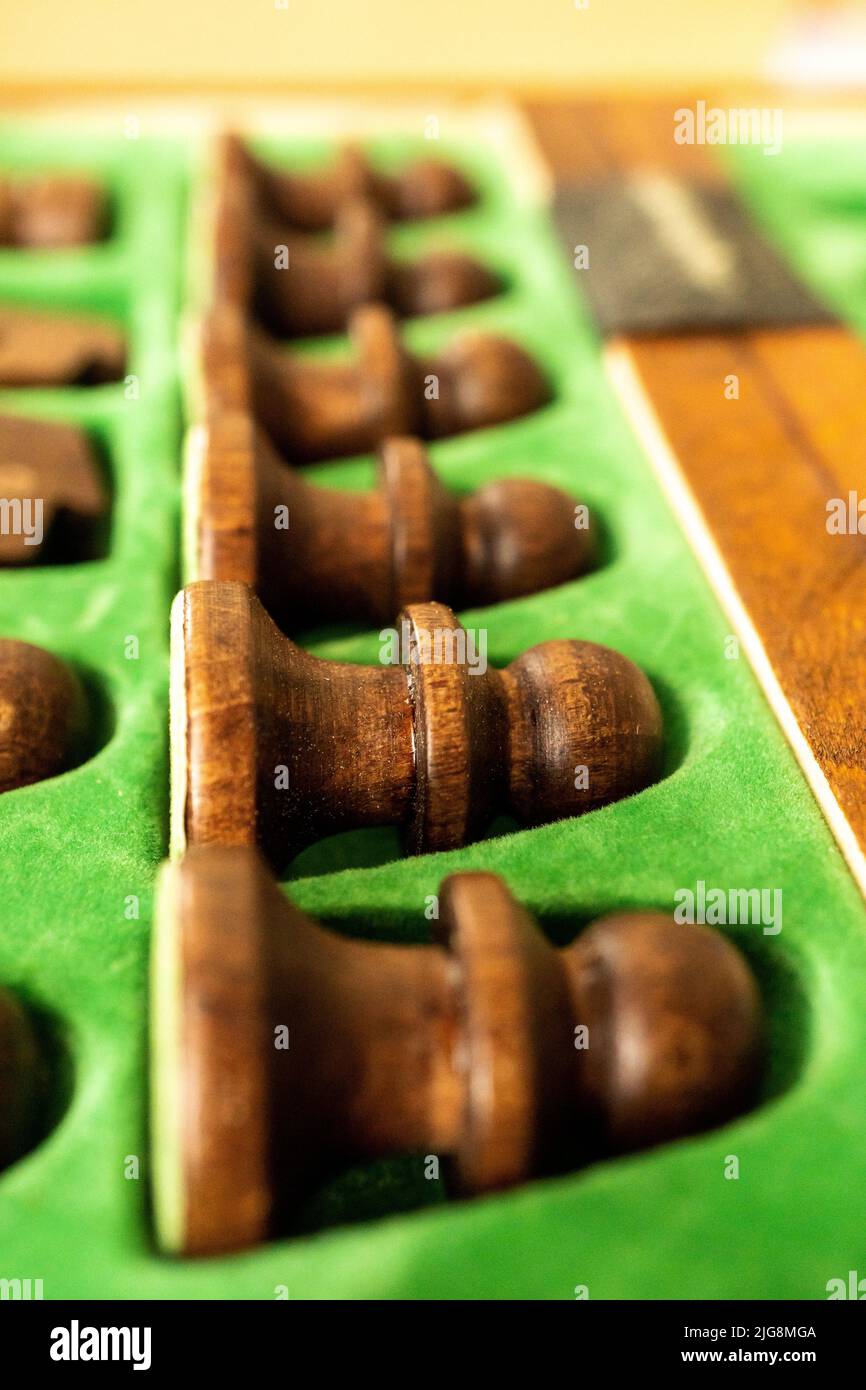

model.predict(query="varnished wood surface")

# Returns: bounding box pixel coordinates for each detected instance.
[525,96,866,898]
[190,416,595,630]
[609,327,866,892]
[173,580,663,867]
[0,639,87,792]
[198,300,550,464]
[153,845,763,1254]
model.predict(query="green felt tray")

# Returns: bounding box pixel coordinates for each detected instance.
[1,117,865,1300]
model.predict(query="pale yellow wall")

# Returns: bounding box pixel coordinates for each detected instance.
[0,0,796,89]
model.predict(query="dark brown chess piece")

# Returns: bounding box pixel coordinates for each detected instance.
[0,988,45,1171]
[216,188,500,336]
[0,306,125,386]
[189,415,595,630]
[151,845,763,1255]
[0,415,108,565]
[172,580,663,866]
[198,301,550,463]
[218,132,476,233]
[0,640,88,793]
[0,175,105,248]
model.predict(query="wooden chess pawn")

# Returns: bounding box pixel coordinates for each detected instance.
[188,418,596,630]
[0,640,87,793]
[0,306,125,387]
[217,195,500,336]
[172,580,663,867]
[199,301,550,463]
[0,988,45,1171]
[219,132,476,233]
[0,175,105,248]
[151,846,763,1255]
[0,415,108,565]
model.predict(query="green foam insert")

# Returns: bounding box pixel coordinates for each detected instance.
[0,120,865,1299]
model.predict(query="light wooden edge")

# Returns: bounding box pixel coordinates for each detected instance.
[168,590,189,862]
[182,422,207,587]
[150,857,186,1254]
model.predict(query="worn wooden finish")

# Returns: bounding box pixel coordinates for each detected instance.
[219,132,476,234]
[0,414,108,565]
[198,300,550,463]
[0,988,44,1171]
[0,175,105,248]
[190,417,595,630]
[0,305,125,386]
[172,580,662,867]
[0,639,87,792]
[521,97,866,899]
[152,845,763,1255]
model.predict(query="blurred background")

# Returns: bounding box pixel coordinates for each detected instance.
[0,0,865,94]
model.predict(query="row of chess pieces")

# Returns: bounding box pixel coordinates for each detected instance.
[0,137,763,1258]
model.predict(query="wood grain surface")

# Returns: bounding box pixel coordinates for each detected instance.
[198,299,550,464]
[154,844,762,1254]
[189,414,595,631]
[172,580,663,868]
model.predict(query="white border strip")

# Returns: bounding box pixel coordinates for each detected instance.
[606,338,866,903]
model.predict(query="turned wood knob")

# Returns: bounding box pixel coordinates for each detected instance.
[220,133,476,232]
[0,640,87,793]
[0,988,45,1171]
[0,306,125,387]
[172,580,663,866]
[199,301,550,463]
[0,175,105,248]
[0,415,108,565]
[152,846,763,1255]
[189,417,596,629]
[219,193,500,336]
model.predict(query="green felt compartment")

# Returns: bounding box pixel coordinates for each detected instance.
[1,120,865,1299]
